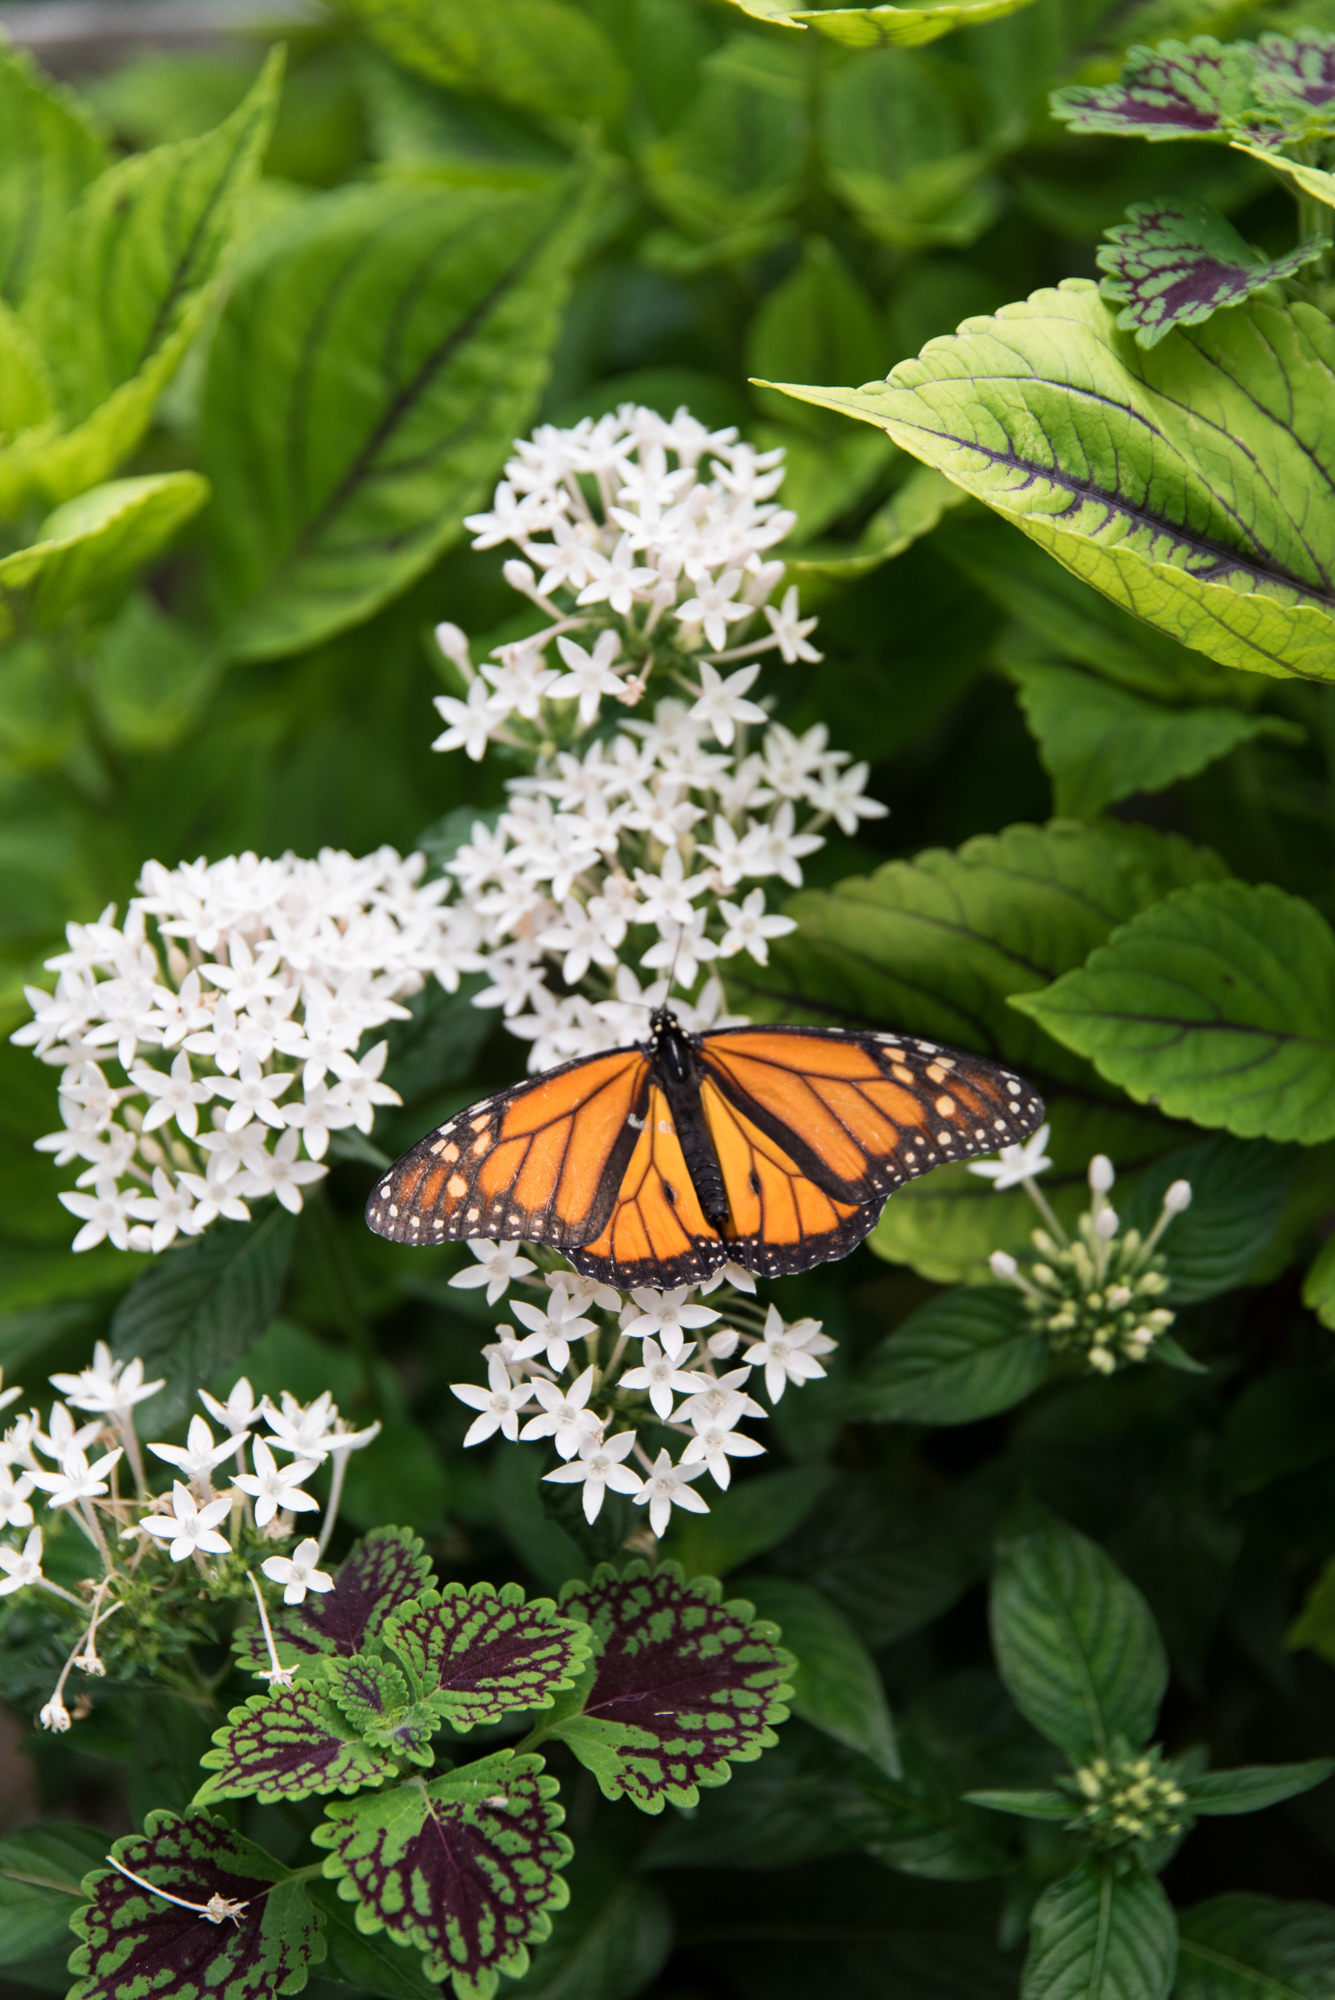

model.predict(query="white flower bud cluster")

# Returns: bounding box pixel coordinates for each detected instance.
[0,1349,379,1729]
[432,404,887,1073]
[447,1245,834,1536]
[977,1134,1192,1374]
[12,848,466,1253]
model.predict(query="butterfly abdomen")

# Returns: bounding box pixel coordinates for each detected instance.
[650,1020,730,1231]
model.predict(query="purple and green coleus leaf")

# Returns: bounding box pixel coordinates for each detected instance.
[312,1751,570,2000]
[324,1653,439,1766]
[381,1581,592,1731]
[1051,30,1335,148]
[1098,198,1323,345]
[68,1810,324,2000]
[236,1526,432,1676]
[548,1561,795,1814]
[194,1686,396,1806]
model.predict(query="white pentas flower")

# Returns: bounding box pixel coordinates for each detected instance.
[262,1538,333,1605]
[140,1483,233,1562]
[15,848,474,1254]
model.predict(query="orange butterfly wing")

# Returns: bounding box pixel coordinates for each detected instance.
[567,1082,725,1291]
[364,1046,648,1250]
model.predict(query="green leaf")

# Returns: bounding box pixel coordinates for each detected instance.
[1097,198,1323,348]
[194,1686,397,1806]
[966,1787,1072,1819]
[640,39,806,244]
[68,1810,324,2000]
[0,45,108,302]
[1176,1892,1335,2000]
[740,816,1224,1282]
[1052,33,1335,151]
[844,1285,1052,1426]
[1184,1760,1335,1816]
[765,284,1335,682]
[1304,1236,1335,1332]
[235,1527,434,1677]
[661,1463,835,1576]
[87,592,220,753]
[108,1207,296,1432]
[338,0,627,121]
[381,1580,592,1728]
[1120,1135,1297,1302]
[517,1844,672,2000]
[0,474,209,640]
[736,1575,901,1776]
[201,174,594,662]
[788,465,968,587]
[0,1824,108,1968]
[313,1754,571,1998]
[323,1654,439,1764]
[991,1505,1168,1759]
[818,49,996,249]
[1013,881,1335,1145]
[310,1882,442,2000]
[1003,658,1300,819]
[748,237,886,433]
[0,297,52,432]
[731,0,1041,48]
[1024,1861,1177,2000]
[1,53,280,517]
[552,1561,794,1813]
[1237,146,1335,212]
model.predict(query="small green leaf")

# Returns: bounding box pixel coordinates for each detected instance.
[1184,1760,1335,1816]
[732,0,1041,48]
[0,45,108,303]
[1098,198,1323,347]
[324,1653,439,1764]
[1176,1892,1335,2000]
[736,1575,901,1776]
[313,1754,571,2000]
[845,1285,1051,1426]
[1053,33,1335,150]
[640,43,805,246]
[1004,657,1300,819]
[194,1686,397,1806]
[819,51,995,249]
[991,1505,1168,1760]
[109,1207,296,1433]
[0,474,209,640]
[1024,1860,1177,2000]
[68,1810,324,2000]
[381,1580,592,1729]
[552,1561,794,1813]
[966,1787,1072,1820]
[0,1824,108,1968]
[338,0,628,122]
[1013,881,1335,1145]
[747,237,885,434]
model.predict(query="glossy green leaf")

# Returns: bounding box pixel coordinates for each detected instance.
[737,1575,901,1776]
[1024,1861,1177,2000]
[1120,1135,1297,1302]
[1013,881,1335,1144]
[201,174,594,662]
[1176,1892,1335,2000]
[1184,1760,1335,1816]
[0,1824,107,1968]
[1004,657,1300,818]
[845,1285,1051,1425]
[0,45,108,303]
[337,0,628,122]
[991,1505,1168,1759]
[766,284,1335,681]
[381,1580,592,1729]
[0,474,208,640]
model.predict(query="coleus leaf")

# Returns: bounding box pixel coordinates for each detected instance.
[1098,199,1323,346]
[313,1752,570,2000]
[236,1527,432,1676]
[68,1810,324,2000]
[194,1686,396,1807]
[381,1582,592,1731]
[1051,31,1335,148]
[722,0,1040,49]
[550,1561,795,1814]
[324,1654,439,1766]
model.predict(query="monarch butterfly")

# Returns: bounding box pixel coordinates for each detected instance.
[364,1007,1045,1290]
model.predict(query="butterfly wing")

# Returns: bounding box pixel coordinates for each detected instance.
[567,1081,726,1290]
[364,1046,650,1251]
[696,1026,1045,1277]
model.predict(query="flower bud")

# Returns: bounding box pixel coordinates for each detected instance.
[435,620,473,671]
[1088,1154,1115,1194]
[989,1250,1019,1280]
[1095,1206,1119,1240]
[1163,1180,1192,1214]
[707,1329,741,1360]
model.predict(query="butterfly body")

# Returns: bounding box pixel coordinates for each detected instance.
[365,1008,1045,1291]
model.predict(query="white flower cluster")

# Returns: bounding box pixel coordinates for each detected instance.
[447,1244,833,1535]
[432,404,886,1072]
[975,1130,1192,1374]
[12,848,465,1254]
[0,1346,379,1729]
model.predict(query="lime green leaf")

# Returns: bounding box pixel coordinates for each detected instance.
[991,1505,1167,1759]
[337,0,627,122]
[0,1824,107,1968]
[195,1686,397,1806]
[1003,657,1301,818]
[845,1285,1052,1425]
[787,466,967,586]
[1236,144,1335,209]
[201,175,594,662]
[764,283,1335,681]
[1184,1760,1335,1815]
[1024,1861,1177,2000]
[733,0,1042,46]
[819,50,996,247]
[0,474,209,640]
[313,1755,571,1998]
[0,45,108,303]
[0,298,54,432]
[1098,198,1323,347]
[1013,880,1335,1144]
[1177,1893,1335,2000]
[736,1575,901,1776]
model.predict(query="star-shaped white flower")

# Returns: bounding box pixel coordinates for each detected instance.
[510,1296,597,1372]
[148,1415,244,1485]
[0,1526,43,1594]
[618,1338,699,1420]
[448,1239,538,1306]
[746,1306,836,1403]
[543,1429,640,1523]
[140,1482,233,1561]
[29,1443,123,1509]
[451,1358,535,1446]
[763,584,822,664]
[622,1287,720,1362]
[432,678,509,761]
[232,1440,321,1528]
[687,662,767,748]
[262,1537,334,1605]
[549,630,626,725]
[715,888,796,967]
[520,1367,603,1460]
[967,1122,1051,1192]
[632,1448,709,1536]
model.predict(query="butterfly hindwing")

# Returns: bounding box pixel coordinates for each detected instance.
[567,1082,727,1290]
[698,1075,876,1279]
[364,1046,648,1250]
